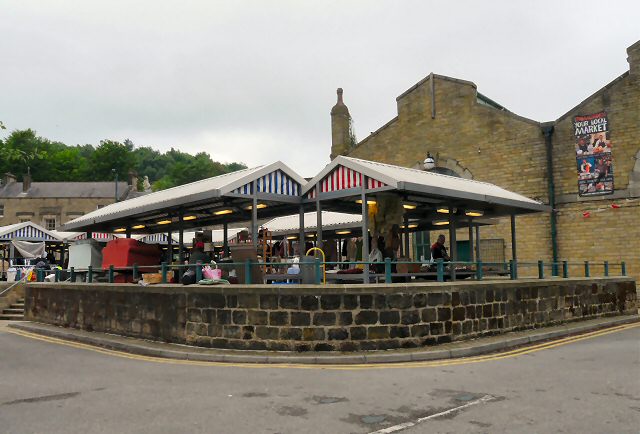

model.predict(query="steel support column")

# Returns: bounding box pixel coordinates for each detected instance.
[361,177,370,284]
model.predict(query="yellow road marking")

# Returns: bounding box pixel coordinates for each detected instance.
[6,322,639,370]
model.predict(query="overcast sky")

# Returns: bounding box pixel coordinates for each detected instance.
[1,1,638,177]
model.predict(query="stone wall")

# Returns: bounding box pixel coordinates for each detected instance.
[0,197,115,227]
[24,278,637,352]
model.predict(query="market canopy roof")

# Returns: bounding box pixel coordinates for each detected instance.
[61,162,307,233]
[264,211,362,237]
[135,228,247,246]
[0,222,62,242]
[302,156,549,217]
[52,231,119,242]
[61,156,548,236]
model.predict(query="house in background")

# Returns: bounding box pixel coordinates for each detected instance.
[0,172,145,230]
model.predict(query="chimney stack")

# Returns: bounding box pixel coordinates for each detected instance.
[627,40,640,76]
[330,88,353,160]
[128,171,138,190]
[2,172,16,186]
[22,173,32,192]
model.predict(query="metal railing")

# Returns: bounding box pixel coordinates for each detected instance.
[5,258,628,285]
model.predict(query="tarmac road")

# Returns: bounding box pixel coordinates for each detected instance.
[0,321,639,434]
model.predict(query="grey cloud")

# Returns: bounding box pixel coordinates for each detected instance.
[1,0,638,175]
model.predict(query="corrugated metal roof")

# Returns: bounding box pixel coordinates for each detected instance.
[303,156,547,211]
[62,162,307,230]
[263,211,362,235]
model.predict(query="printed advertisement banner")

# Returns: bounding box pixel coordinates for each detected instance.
[574,111,614,196]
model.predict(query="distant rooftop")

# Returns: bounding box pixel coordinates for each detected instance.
[0,181,136,200]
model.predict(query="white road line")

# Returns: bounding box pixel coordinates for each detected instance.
[368,394,496,434]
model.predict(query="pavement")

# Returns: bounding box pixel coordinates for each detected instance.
[6,314,640,364]
[0,319,639,433]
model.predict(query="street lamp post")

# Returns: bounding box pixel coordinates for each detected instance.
[112,169,119,202]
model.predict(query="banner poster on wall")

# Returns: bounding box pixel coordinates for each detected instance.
[573,111,614,196]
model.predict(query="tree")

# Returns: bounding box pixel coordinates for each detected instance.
[86,139,135,181]
[0,128,247,189]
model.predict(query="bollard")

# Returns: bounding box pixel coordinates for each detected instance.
[584,261,590,278]
[108,265,115,283]
[538,260,544,279]
[436,259,444,282]
[196,261,203,282]
[562,261,568,278]
[552,262,559,277]
[509,260,518,280]
[476,260,483,280]
[161,262,168,284]
[54,268,60,282]
[132,263,139,280]
[70,267,75,282]
[314,258,322,285]
[384,257,392,283]
[16,269,21,281]
[36,269,42,282]
[621,261,626,276]
[604,261,609,277]
[244,259,252,285]
[87,265,93,283]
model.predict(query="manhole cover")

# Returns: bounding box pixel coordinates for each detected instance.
[361,415,386,424]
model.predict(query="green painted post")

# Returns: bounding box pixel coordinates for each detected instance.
[132,263,139,280]
[584,261,590,278]
[54,268,60,282]
[621,261,626,276]
[196,261,203,282]
[562,261,568,278]
[604,261,609,277]
[509,260,515,280]
[436,259,444,282]
[314,258,322,285]
[87,266,93,283]
[16,269,21,281]
[108,265,115,283]
[36,269,42,282]
[161,262,168,284]
[244,259,252,284]
[70,267,75,282]
[538,260,544,279]
[384,257,392,283]
[476,260,483,280]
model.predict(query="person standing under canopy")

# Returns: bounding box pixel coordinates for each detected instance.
[431,234,451,262]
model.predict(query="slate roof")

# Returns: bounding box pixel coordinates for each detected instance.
[0,181,132,199]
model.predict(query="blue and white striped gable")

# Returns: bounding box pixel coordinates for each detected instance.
[231,170,301,196]
[0,225,59,241]
[140,233,168,244]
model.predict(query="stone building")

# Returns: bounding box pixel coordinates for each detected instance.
[0,172,142,229]
[330,40,640,283]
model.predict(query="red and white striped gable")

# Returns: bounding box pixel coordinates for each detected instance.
[306,165,386,199]
[74,232,116,241]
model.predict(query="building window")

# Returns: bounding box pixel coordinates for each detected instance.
[44,218,57,230]
[0,204,4,217]
[97,204,105,210]
[414,231,431,262]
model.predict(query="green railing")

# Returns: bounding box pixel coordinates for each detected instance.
[19,258,629,285]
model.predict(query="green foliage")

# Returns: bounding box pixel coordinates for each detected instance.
[0,129,247,189]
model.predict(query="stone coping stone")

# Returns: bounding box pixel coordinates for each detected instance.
[8,314,639,365]
[24,276,635,296]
